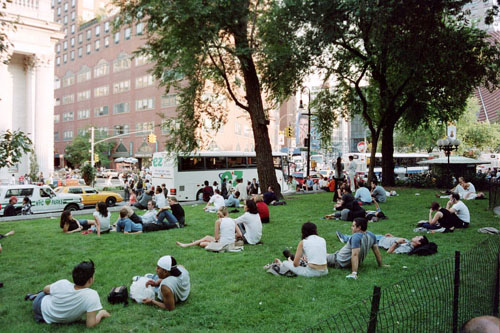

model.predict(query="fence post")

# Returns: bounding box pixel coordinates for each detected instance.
[367,285,381,333]
[494,249,500,317]
[453,251,460,333]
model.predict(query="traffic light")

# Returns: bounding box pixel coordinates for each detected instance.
[94,153,99,163]
[148,133,157,143]
[285,127,294,137]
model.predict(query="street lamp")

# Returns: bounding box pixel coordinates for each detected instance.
[437,137,460,165]
[298,87,312,178]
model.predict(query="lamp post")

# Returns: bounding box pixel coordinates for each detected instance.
[437,137,461,166]
[298,87,312,178]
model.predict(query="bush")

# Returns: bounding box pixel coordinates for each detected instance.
[81,163,96,186]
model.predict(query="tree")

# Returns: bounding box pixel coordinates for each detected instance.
[64,132,114,168]
[0,129,32,169]
[114,0,286,197]
[394,120,446,153]
[81,163,96,186]
[262,0,500,185]
[29,151,39,181]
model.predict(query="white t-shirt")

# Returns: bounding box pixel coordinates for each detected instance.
[235,183,247,200]
[41,279,102,324]
[158,266,190,303]
[155,194,167,209]
[303,235,327,265]
[218,217,236,246]
[209,194,225,210]
[93,211,110,231]
[452,201,470,223]
[235,212,262,244]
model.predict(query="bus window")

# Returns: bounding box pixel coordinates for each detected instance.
[178,157,205,171]
[247,157,257,168]
[206,157,227,169]
[273,156,282,169]
[228,156,247,168]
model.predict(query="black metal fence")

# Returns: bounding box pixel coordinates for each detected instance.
[306,237,500,332]
[489,179,500,210]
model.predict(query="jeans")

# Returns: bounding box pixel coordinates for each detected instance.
[157,210,178,226]
[33,292,47,323]
[224,197,240,207]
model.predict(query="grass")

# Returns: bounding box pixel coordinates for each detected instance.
[0,188,498,332]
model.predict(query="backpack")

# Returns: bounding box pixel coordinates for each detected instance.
[408,242,438,256]
[107,285,129,306]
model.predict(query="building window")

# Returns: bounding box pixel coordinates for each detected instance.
[134,54,150,66]
[64,28,68,36]
[94,85,109,97]
[64,2,68,11]
[57,7,61,15]
[86,30,91,40]
[54,132,59,141]
[78,33,83,44]
[54,114,60,123]
[94,61,109,77]
[71,0,75,7]
[55,97,61,106]
[63,15,68,24]
[70,50,75,61]
[56,43,60,53]
[135,98,155,111]
[104,36,109,48]
[94,106,109,117]
[136,121,154,134]
[78,47,82,58]
[78,128,89,136]
[114,124,129,136]
[124,27,131,40]
[114,31,120,44]
[63,131,73,141]
[77,67,91,82]
[71,11,75,21]
[51,0,55,8]
[62,111,74,121]
[63,40,67,50]
[63,53,68,63]
[71,24,75,34]
[104,22,110,32]
[95,40,100,51]
[95,26,100,37]
[113,102,130,114]
[113,80,130,94]
[96,127,108,135]
[86,44,91,55]
[54,77,61,89]
[135,74,154,89]
[136,22,144,35]
[56,57,60,66]
[70,37,75,47]
[113,54,131,72]
[77,90,91,102]
[161,94,178,108]
[77,109,90,119]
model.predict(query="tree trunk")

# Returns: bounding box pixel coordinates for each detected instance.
[381,123,396,186]
[367,131,380,185]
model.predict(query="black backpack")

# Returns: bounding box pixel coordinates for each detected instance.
[408,242,438,256]
[107,286,129,306]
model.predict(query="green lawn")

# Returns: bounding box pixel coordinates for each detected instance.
[0,188,498,332]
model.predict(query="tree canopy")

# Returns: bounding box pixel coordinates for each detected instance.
[262,0,500,185]
[64,132,114,168]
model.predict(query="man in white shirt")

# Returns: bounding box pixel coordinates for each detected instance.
[204,189,225,212]
[28,260,110,327]
[446,192,470,228]
[346,155,357,192]
[154,187,167,209]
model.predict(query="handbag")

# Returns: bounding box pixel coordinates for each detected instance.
[107,285,129,306]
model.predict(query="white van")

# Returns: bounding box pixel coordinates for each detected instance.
[0,185,84,216]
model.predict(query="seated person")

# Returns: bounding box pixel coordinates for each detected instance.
[128,190,137,205]
[327,178,335,193]
[438,177,485,200]
[303,176,314,191]
[319,177,329,191]
[26,260,110,327]
[254,195,270,223]
[234,199,262,244]
[273,222,328,277]
[224,190,241,208]
[21,196,33,215]
[336,231,429,254]
[84,202,111,236]
[169,197,185,227]
[60,210,93,234]
[354,186,373,205]
[3,196,18,217]
[204,189,225,213]
[139,201,178,232]
[370,179,387,203]
[326,218,383,279]
[154,187,167,209]
[263,186,285,205]
[176,207,241,248]
[134,190,153,210]
[446,193,470,228]
[327,188,366,221]
[143,256,190,311]
[116,208,143,234]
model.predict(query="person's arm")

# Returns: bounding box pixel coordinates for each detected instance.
[387,239,406,254]
[95,216,101,237]
[293,240,304,267]
[214,219,221,242]
[43,284,51,294]
[372,244,383,266]
[350,248,360,274]
[429,210,442,225]
[145,278,161,288]
[143,285,176,311]
[235,224,242,239]
[446,199,453,210]
[85,310,110,328]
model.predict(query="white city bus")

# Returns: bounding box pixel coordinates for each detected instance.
[349,152,430,179]
[151,151,288,201]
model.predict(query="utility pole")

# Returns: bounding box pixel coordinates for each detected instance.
[90,126,95,167]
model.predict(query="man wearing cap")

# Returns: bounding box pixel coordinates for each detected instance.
[3,196,18,216]
[143,256,190,311]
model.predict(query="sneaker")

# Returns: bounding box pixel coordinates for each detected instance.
[346,272,358,280]
[336,231,346,243]
[413,227,427,233]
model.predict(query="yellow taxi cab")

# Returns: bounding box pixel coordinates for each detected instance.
[54,186,123,207]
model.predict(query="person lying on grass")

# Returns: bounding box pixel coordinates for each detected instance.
[273,222,328,277]
[115,207,143,234]
[26,260,110,327]
[326,217,384,280]
[140,201,179,232]
[59,210,93,234]
[336,231,429,254]
[176,207,242,248]
[143,256,190,311]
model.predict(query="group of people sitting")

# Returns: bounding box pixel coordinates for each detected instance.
[437,177,485,200]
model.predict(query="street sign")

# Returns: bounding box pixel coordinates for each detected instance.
[357,141,366,153]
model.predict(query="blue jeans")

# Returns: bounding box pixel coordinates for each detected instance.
[33,292,47,323]
[225,197,240,207]
[157,210,178,226]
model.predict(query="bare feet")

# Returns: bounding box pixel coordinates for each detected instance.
[435,193,440,198]
[176,241,188,248]
[5,230,14,237]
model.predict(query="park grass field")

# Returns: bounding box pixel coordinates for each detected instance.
[0,188,498,332]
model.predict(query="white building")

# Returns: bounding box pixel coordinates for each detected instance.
[463,0,500,32]
[0,0,63,183]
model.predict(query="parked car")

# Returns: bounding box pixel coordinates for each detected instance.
[54,186,123,207]
[0,185,84,215]
[103,169,119,178]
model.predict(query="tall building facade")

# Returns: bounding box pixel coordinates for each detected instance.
[0,0,63,183]
[53,2,283,170]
